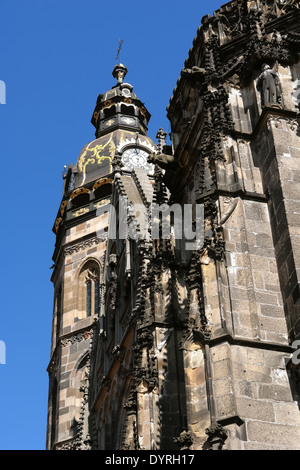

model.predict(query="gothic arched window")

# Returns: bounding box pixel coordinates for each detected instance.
[78,261,100,319]
[85,267,100,317]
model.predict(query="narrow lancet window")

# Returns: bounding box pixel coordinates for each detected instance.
[82,265,100,319]
[94,279,100,315]
[86,281,92,317]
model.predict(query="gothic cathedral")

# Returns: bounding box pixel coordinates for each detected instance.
[47,0,300,450]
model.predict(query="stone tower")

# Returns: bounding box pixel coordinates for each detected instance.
[48,0,300,451]
[46,63,158,450]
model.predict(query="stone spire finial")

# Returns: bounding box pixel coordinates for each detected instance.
[112,63,128,84]
[156,128,168,153]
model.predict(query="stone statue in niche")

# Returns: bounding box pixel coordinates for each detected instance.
[257,64,282,107]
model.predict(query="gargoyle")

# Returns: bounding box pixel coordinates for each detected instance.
[147,152,177,170]
[182,66,206,79]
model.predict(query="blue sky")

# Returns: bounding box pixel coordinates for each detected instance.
[0,0,223,450]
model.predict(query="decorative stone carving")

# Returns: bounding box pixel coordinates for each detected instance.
[75,364,92,450]
[64,236,106,256]
[180,317,212,349]
[137,329,154,348]
[267,114,299,132]
[47,355,58,376]
[85,267,98,283]
[123,395,137,412]
[205,423,228,450]
[60,329,93,347]
[205,226,226,261]
[174,430,193,450]
[156,128,168,154]
[55,438,77,450]
[182,66,206,82]
[112,344,125,362]
[148,152,177,170]
[99,375,111,391]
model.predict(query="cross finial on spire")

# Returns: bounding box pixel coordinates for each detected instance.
[115,39,123,64]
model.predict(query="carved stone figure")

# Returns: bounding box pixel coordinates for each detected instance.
[257,64,282,107]
[174,430,193,450]
[182,66,206,79]
[205,424,228,450]
[148,152,177,170]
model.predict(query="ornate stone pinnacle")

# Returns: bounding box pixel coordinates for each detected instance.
[156,128,167,153]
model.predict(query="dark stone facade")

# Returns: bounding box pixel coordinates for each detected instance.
[47,1,300,450]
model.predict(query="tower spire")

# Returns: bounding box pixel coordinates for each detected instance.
[113,39,127,84]
[115,39,123,64]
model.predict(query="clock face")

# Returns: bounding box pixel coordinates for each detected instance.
[121,148,154,174]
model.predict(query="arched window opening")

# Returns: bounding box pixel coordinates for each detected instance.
[121,104,134,116]
[104,105,116,119]
[78,262,101,320]
[94,183,112,201]
[71,193,90,209]
[85,267,100,317]
[86,281,92,317]
[95,278,100,316]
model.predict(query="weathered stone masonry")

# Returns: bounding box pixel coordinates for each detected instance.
[47,0,300,451]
